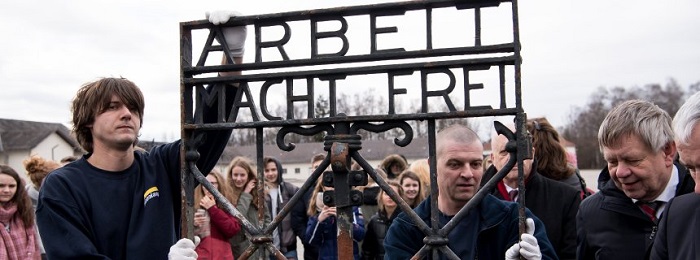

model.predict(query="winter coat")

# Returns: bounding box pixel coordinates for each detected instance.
[650,193,700,260]
[274,181,300,254]
[266,157,300,254]
[360,185,380,228]
[576,162,695,260]
[26,184,45,254]
[305,207,365,260]
[195,206,241,260]
[383,194,558,260]
[361,209,398,260]
[379,154,408,180]
[291,187,319,260]
[230,192,271,259]
[482,164,580,260]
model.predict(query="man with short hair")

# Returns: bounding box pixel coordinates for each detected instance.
[384,124,557,259]
[36,11,246,259]
[650,92,700,259]
[263,156,300,259]
[577,99,696,259]
[482,124,580,259]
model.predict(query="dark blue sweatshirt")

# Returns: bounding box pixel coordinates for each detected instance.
[37,142,183,259]
[37,83,235,259]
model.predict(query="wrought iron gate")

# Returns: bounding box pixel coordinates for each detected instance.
[179,0,530,259]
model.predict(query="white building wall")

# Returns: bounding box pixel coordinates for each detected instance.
[279,159,388,187]
[6,149,32,183]
[5,133,79,183]
[32,133,78,161]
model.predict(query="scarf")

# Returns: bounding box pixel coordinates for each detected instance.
[0,203,39,259]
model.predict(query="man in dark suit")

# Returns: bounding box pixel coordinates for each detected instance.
[577,100,696,260]
[481,124,581,260]
[650,92,700,259]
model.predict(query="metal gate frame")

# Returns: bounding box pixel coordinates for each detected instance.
[178,0,530,259]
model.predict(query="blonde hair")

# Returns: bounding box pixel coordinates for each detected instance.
[194,169,235,209]
[408,159,431,197]
[307,179,326,216]
[226,156,263,209]
[23,155,61,189]
[377,180,402,213]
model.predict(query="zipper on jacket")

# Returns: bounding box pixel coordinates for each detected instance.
[648,224,657,240]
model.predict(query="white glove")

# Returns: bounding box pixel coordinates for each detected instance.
[206,10,243,25]
[168,237,200,260]
[505,218,542,260]
[206,10,248,57]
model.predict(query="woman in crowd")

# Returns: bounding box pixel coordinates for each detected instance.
[398,170,426,208]
[23,156,61,259]
[226,157,270,259]
[408,159,431,197]
[0,165,40,259]
[358,166,387,227]
[379,154,408,180]
[194,169,241,260]
[362,180,402,260]
[526,117,593,198]
[306,180,365,260]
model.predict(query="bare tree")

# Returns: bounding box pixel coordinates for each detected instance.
[562,78,689,169]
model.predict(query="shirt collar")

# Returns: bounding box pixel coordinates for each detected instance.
[504,183,517,193]
[630,165,678,216]
[656,164,680,203]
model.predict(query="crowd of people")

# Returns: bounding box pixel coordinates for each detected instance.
[2,10,699,260]
[5,93,699,260]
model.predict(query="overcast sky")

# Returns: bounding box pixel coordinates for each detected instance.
[1,0,698,142]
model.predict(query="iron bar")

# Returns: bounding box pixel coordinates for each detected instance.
[183,108,520,130]
[263,158,328,233]
[184,56,516,85]
[428,119,440,260]
[179,19,195,241]
[352,152,432,234]
[255,126,266,236]
[179,0,526,259]
[186,44,515,75]
[188,162,261,234]
[180,0,510,30]
[330,141,354,260]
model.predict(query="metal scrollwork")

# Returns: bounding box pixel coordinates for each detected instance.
[276,124,335,151]
[350,121,413,147]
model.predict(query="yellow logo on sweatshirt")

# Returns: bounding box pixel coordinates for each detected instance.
[144,186,160,206]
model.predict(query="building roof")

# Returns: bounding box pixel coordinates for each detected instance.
[138,135,577,166]
[0,118,82,152]
[138,137,430,166]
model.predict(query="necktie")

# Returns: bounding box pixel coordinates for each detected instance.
[508,190,519,202]
[636,201,661,222]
